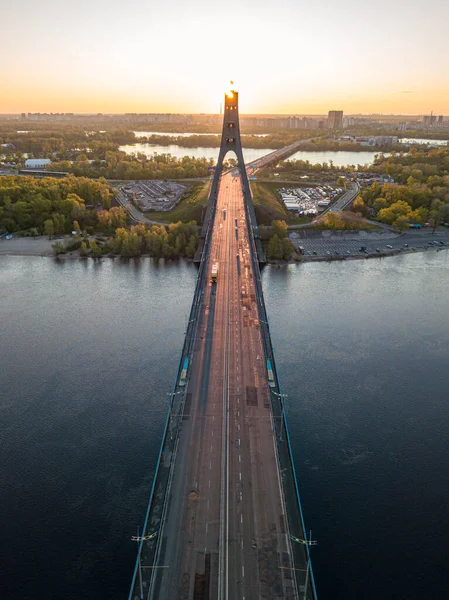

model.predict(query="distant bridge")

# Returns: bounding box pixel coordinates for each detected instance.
[129,89,317,600]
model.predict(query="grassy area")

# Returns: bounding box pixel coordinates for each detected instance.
[143,181,211,223]
[250,182,290,225]
[312,211,382,230]
[250,182,313,226]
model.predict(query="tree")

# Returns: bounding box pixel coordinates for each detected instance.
[393,215,410,232]
[428,210,440,233]
[267,234,283,259]
[378,200,412,225]
[51,242,65,255]
[271,220,288,239]
[281,237,295,260]
[321,212,345,229]
[44,219,54,239]
[352,195,368,217]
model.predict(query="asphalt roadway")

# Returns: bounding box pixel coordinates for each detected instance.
[147,172,299,600]
[290,229,449,258]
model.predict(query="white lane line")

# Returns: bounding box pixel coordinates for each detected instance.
[209,461,212,469]
[238,438,241,446]
[242,566,245,577]
[241,514,243,523]
[209,480,211,488]
[239,455,241,462]
[239,472,242,481]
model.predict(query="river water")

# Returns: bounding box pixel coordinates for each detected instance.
[1,252,448,600]
[119,142,276,163]
[132,131,269,138]
[119,143,380,167]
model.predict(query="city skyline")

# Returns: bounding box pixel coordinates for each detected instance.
[2,0,448,114]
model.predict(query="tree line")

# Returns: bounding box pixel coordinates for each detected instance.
[0,175,115,234]
[56,221,200,259]
[360,147,449,229]
[47,152,214,180]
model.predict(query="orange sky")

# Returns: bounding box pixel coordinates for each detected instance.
[1,0,448,115]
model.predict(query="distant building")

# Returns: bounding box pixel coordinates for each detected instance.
[24,158,52,169]
[328,110,343,129]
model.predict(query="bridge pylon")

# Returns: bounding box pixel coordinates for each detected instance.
[195,84,265,264]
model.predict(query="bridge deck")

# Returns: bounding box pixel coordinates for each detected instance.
[130,171,315,600]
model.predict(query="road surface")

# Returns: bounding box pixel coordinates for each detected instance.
[146,171,300,599]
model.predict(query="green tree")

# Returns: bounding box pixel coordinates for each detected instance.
[393,215,410,232]
[281,237,295,260]
[267,234,283,259]
[51,242,65,255]
[271,220,288,239]
[44,219,54,239]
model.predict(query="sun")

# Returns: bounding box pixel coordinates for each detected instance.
[226,80,236,98]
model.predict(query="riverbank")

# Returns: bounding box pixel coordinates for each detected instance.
[2,234,448,264]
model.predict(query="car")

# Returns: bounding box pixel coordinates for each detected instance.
[313,251,317,255]
[326,251,331,255]
[428,241,434,245]
[403,243,409,248]
[376,248,381,252]
[386,245,393,249]
[335,251,339,255]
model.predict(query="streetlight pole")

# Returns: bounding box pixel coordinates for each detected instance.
[270,389,288,442]
[291,531,317,600]
[131,529,159,599]
[303,529,313,600]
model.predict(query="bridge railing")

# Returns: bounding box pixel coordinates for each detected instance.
[128,180,219,600]
[241,176,318,600]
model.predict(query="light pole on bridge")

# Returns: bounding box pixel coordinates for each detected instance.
[291,530,317,600]
[131,529,159,599]
[270,389,288,441]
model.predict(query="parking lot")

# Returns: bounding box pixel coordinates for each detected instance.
[290,230,449,258]
[118,180,187,212]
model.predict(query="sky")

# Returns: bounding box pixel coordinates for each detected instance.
[1,0,448,115]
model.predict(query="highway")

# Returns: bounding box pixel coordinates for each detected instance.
[140,171,302,600]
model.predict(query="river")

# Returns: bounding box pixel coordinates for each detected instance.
[132,131,269,138]
[119,142,381,167]
[1,252,448,600]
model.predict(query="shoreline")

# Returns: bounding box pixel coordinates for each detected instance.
[1,245,447,263]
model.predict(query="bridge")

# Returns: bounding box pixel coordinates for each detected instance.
[129,88,317,600]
